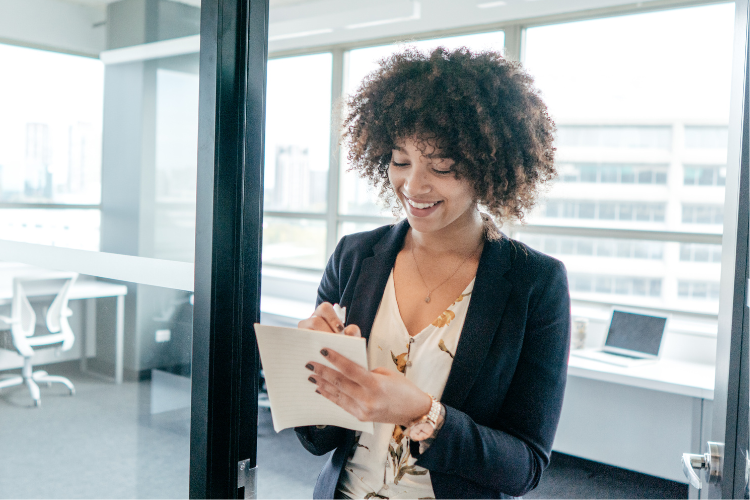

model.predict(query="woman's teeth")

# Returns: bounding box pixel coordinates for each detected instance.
[407,199,438,209]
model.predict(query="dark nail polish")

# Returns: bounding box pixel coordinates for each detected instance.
[305,363,314,371]
[336,324,344,332]
[308,376,316,384]
[315,389,321,395]
[320,349,329,357]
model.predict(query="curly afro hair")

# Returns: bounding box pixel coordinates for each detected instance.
[342,46,556,224]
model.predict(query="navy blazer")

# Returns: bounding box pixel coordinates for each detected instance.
[296,220,571,499]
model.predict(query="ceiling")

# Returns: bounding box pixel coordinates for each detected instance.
[1,0,705,57]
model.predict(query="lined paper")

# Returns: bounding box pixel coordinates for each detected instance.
[255,323,374,434]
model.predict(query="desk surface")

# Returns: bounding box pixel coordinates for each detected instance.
[0,280,127,305]
[568,354,715,400]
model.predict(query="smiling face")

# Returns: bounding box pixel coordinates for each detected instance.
[388,136,477,236]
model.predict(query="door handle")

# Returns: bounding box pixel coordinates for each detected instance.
[682,441,724,490]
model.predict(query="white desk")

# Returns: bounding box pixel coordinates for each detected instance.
[556,354,715,497]
[0,280,128,384]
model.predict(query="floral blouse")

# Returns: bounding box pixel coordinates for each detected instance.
[337,269,475,499]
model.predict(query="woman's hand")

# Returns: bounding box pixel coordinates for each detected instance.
[306,348,432,427]
[298,302,360,337]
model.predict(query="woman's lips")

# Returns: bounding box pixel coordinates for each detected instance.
[404,197,442,217]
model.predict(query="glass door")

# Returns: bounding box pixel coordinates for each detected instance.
[0,0,267,498]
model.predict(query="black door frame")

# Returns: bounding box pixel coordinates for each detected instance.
[191,0,268,498]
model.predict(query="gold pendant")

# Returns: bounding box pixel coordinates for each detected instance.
[425,296,431,303]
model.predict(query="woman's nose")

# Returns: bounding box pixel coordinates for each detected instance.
[404,165,431,194]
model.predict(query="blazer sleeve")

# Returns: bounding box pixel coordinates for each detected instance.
[415,260,571,497]
[295,236,349,456]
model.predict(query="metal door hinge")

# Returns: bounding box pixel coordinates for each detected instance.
[238,459,257,499]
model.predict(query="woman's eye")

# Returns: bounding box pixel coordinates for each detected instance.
[391,161,409,167]
[433,169,453,175]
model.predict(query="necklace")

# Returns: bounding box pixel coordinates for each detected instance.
[410,237,483,303]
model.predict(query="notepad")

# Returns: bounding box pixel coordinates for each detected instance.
[254,323,374,434]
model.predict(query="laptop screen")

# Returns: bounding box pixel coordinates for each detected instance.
[605,310,667,356]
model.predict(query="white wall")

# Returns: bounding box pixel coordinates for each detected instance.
[0,0,105,56]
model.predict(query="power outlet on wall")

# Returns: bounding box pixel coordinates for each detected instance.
[155,329,171,343]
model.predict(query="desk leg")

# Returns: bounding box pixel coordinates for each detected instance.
[115,295,124,384]
[81,298,95,373]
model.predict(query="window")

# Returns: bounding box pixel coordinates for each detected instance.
[685,126,729,149]
[557,125,672,150]
[258,3,735,317]
[519,235,664,260]
[558,163,668,184]
[682,205,723,225]
[519,2,734,312]
[684,165,726,186]
[264,53,332,214]
[569,273,662,298]
[0,43,103,251]
[678,280,721,301]
[543,200,666,223]
[680,243,722,263]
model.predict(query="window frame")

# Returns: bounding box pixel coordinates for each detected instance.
[263,0,732,297]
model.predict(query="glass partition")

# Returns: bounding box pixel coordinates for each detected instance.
[0,1,200,497]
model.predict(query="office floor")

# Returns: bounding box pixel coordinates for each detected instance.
[0,362,687,499]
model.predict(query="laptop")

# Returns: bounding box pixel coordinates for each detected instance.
[570,308,668,367]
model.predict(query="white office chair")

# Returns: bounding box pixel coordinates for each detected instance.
[0,273,79,407]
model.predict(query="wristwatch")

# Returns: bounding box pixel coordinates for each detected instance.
[407,394,442,441]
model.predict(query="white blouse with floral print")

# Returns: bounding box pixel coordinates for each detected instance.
[337,269,474,500]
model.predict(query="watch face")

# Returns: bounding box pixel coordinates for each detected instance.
[410,422,434,441]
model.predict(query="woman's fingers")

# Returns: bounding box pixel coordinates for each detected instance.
[297,302,345,333]
[343,324,361,337]
[306,359,363,398]
[318,348,372,388]
[312,378,368,422]
[314,303,345,333]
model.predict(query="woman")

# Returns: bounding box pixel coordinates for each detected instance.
[296,47,570,499]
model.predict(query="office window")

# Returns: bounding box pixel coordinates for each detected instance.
[685,126,729,149]
[557,126,672,150]
[569,273,662,298]
[520,235,664,260]
[558,163,668,184]
[543,200,666,223]
[684,165,726,186]
[682,204,723,225]
[265,53,332,213]
[680,243,722,263]
[678,280,721,301]
[0,43,103,251]
[263,53,333,269]
[522,2,733,311]
[0,208,100,251]
[262,217,327,269]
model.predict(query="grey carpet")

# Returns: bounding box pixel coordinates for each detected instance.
[0,362,687,499]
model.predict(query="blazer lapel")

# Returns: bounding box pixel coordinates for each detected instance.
[440,236,513,410]
[346,220,409,342]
